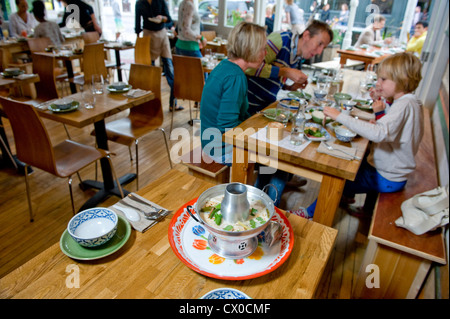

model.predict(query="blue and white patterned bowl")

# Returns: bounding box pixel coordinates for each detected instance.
[68,208,118,247]
[335,126,357,142]
[200,288,251,299]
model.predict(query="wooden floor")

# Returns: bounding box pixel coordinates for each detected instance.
[0,75,371,299]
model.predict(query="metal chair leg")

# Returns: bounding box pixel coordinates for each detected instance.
[135,140,139,190]
[23,164,34,222]
[159,128,173,169]
[67,176,76,215]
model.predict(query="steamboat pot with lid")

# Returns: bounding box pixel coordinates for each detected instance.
[187,182,276,259]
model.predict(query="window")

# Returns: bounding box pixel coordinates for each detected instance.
[225,0,254,26]
[198,0,219,24]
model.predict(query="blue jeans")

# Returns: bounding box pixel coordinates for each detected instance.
[175,47,203,58]
[254,166,290,207]
[307,159,407,216]
[156,57,176,107]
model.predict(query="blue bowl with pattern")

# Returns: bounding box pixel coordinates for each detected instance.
[200,288,251,299]
[67,208,118,247]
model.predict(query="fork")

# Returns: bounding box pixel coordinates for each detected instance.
[323,141,361,160]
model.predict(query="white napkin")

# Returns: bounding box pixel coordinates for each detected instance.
[317,141,357,160]
[109,193,170,233]
[125,89,152,98]
[16,73,37,80]
[250,125,311,154]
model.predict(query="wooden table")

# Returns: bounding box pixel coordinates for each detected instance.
[37,90,155,210]
[224,107,369,227]
[104,43,135,82]
[0,169,337,299]
[337,48,392,70]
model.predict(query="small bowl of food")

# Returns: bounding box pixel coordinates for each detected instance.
[335,126,357,142]
[334,92,352,105]
[311,109,333,124]
[279,98,307,111]
[53,98,74,110]
[67,208,118,247]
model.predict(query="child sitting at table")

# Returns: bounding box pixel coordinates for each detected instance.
[292,52,424,219]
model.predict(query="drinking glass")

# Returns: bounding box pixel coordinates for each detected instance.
[314,81,329,102]
[359,79,368,99]
[92,74,104,94]
[275,102,290,125]
[82,84,96,109]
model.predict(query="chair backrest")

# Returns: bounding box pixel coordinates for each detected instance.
[201,31,216,41]
[173,55,205,102]
[82,31,100,44]
[134,36,151,65]
[82,43,108,82]
[0,97,57,175]
[32,53,59,101]
[27,37,52,52]
[128,63,163,125]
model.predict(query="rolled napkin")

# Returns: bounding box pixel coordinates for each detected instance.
[317,141,357,160]
[351,108,375,121]
[109,193,170,232]
[125,88,152,98]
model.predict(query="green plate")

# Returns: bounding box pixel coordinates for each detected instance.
[353,99,373,112]
[262,108,293,121]
[48,101,80,113]
[287,91,312,100]
[107,84,132,93]
[60,215,131,260]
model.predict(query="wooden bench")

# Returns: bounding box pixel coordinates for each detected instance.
[353,108,447,299]
[180,146,230,184]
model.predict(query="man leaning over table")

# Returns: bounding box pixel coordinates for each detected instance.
[246,20,333,115]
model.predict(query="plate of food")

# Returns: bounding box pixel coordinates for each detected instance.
[278,98,307,111]
[304,123,331,141]
[261,108,293,121]
[353,99,373,112]
[287,91,312,101]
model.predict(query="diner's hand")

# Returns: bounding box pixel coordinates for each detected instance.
[279,67,308,85]
[323,106,341,120]
[369,87,382,101]
[372,99,386,114]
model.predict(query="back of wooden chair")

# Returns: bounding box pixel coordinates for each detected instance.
[173,55,204,103]
[82,31,100,44]
[0,97,56,175]
[32,53,59,101]
[128,63,162,125]
[82,43,108,82]
[201,31,216,41]
[27,37,52,52]
[134,36,152,65]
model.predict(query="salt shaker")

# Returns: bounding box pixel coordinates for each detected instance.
[290,99,306,145]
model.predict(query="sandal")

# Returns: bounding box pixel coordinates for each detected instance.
[169,105,184,112]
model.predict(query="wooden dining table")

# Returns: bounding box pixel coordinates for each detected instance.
[103,42,135,82]
[337,47,393,70]
[37,89,155,211]
[0,169,337,299]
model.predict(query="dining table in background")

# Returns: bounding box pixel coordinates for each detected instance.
[40,51,83,94]
[337,47,393,70]
[36,89,155,211]
[0,169,337,299]
[103,42,135,82]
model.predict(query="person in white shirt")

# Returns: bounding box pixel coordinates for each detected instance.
[32,0,65,46]
[9,0,38,37]
[354,14,391,48]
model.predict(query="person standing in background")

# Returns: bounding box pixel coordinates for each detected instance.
[284,0,305,35]
[135,0,181,111]
[112,0,123,40]
[58,0,102,36]
[175,0,206,58]
[9,0,38,37]
[338,3,349,26]
[320,3,330,24]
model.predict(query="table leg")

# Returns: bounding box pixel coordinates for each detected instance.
[78,119,135,211]
[65,60,77,94]
[115,50,122,82]
[313,175,345,227]
[230,147,254,184]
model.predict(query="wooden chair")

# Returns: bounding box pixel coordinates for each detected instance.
[82,31,100,44]
[201,31,216,41]
[121,36,151,81]
[73,43,109,88]
[27,37,52,52]
[92,64,172,190]
[172,55,205,132]
[0,97,124,222]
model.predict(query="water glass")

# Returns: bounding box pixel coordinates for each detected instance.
[290,119,305,145]
[275,102,290,124]
[92,74,104,94]
[82,85,96,109]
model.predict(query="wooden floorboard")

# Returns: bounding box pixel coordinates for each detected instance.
[0,75,369,298]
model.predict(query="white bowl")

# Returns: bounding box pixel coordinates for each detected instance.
[335,126,357,142]
[68,208,118,247]
[53,98,73,110]
[110,82,127,90]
